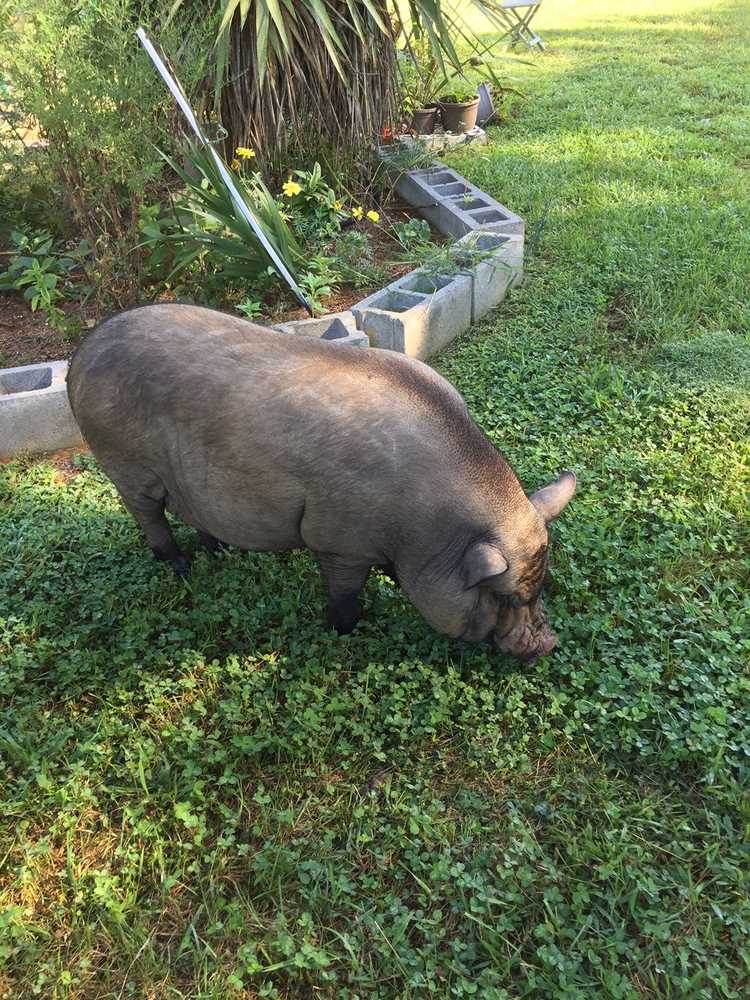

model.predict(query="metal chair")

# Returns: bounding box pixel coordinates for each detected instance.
[495,1,545,51]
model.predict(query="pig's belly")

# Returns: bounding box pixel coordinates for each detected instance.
[164,465,307,552]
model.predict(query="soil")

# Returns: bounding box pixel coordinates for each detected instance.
[0,295,86,368]
[0,444,89,478]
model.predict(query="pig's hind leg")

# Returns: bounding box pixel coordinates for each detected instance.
[316,554,371,635]
[109,467,190,577]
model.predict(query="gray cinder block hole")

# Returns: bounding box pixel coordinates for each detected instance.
[449,196,490,212]
[450,198,490,212]
[366,289,427,313]
[400,272,455,294]
[432,181,469,197]
[468,208,507,224]
[320,318,351,340]
[472,233,509,251]
[0,367,53,395]
[453,233,510,266]
[418,169,459,186]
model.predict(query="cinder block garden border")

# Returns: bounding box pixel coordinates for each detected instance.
[278,159,525,357]
[0,157,525,458]
[0,360,83,459]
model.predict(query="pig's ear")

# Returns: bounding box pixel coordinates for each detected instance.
[530,471,577,523]
[463,542,508,589]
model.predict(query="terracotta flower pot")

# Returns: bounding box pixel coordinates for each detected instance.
[438,95,480,134]
[411,105,438,135]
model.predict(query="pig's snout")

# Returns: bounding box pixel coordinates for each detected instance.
[524,626,557,662]
[493,603,558,662]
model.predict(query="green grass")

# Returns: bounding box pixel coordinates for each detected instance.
[2,1,750,996]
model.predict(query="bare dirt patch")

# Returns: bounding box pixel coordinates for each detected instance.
[603,290,634,333]
[0,294,84,367]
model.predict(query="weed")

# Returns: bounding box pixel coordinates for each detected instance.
[0,229,90,331]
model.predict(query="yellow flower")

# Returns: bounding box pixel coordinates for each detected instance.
[230,158,241,171]
[282,179,302,197]
[334,200,343,211]
[235,146,255,159]
[366,210,380,223]
[352,206,364,221]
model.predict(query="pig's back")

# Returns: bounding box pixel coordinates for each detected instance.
[67,303,505,550]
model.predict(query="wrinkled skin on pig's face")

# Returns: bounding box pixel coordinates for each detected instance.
[461,542,557,661]
[493,595,557,662]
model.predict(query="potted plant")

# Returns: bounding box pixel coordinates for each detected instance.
[398,39,446,136]
[438,86,480,134]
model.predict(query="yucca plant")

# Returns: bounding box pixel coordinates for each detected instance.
[169,0,511,181]
[146,139,302,282]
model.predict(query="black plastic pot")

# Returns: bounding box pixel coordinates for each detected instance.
[438,95,480,134]
[411,105,438,134]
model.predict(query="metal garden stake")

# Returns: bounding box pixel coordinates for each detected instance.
[136,27,313,314]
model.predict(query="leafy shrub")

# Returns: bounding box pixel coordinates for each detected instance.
[1,0,212,303]
[279,162,345,244]
[299,255,342,314]
[142,140,301,289]
[392,216,433,254]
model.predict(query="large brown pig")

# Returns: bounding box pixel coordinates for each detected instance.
[67,303,576,661]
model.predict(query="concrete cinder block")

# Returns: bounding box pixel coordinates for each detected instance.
[394,162,524,240]
[274,310,356,339]
[379,127,489,156]
[0,360,83,459]
[352,269,472,361]
[352,288,428,352]
[274,310,368,348]
[454,232,524,322]
[329,330,370,348]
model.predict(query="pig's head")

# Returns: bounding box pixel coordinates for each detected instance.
[405,471,576,662]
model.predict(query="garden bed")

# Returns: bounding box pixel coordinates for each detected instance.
[0,207,444,366]
[250,207,443,326]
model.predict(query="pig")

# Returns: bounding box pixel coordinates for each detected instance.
[66,303,576,661]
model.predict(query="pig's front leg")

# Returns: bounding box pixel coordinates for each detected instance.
[316,554,371,635]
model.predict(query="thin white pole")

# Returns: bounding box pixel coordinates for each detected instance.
[136,27,313,314]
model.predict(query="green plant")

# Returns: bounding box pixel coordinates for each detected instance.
[236,297,263,320]
[145,139,301,287]
[327,230,387,289]
[391,217,433,254]
[299,254,342,314]
[281,162,344,244]
[166,1,513,182]
[398,34,449,115]
[0,228,90,330]
[1,0,211,303]
[439,87,479,103]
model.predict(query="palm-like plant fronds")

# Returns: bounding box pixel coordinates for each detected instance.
[168,1,511,180]
[150,139,301,282]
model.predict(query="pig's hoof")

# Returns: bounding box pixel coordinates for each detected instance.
[333,618,359,636]
[328,595,360,636]
[152,546,191,577]
[172,556,191,578]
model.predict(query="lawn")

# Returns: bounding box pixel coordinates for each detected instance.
[1,0,749,996]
